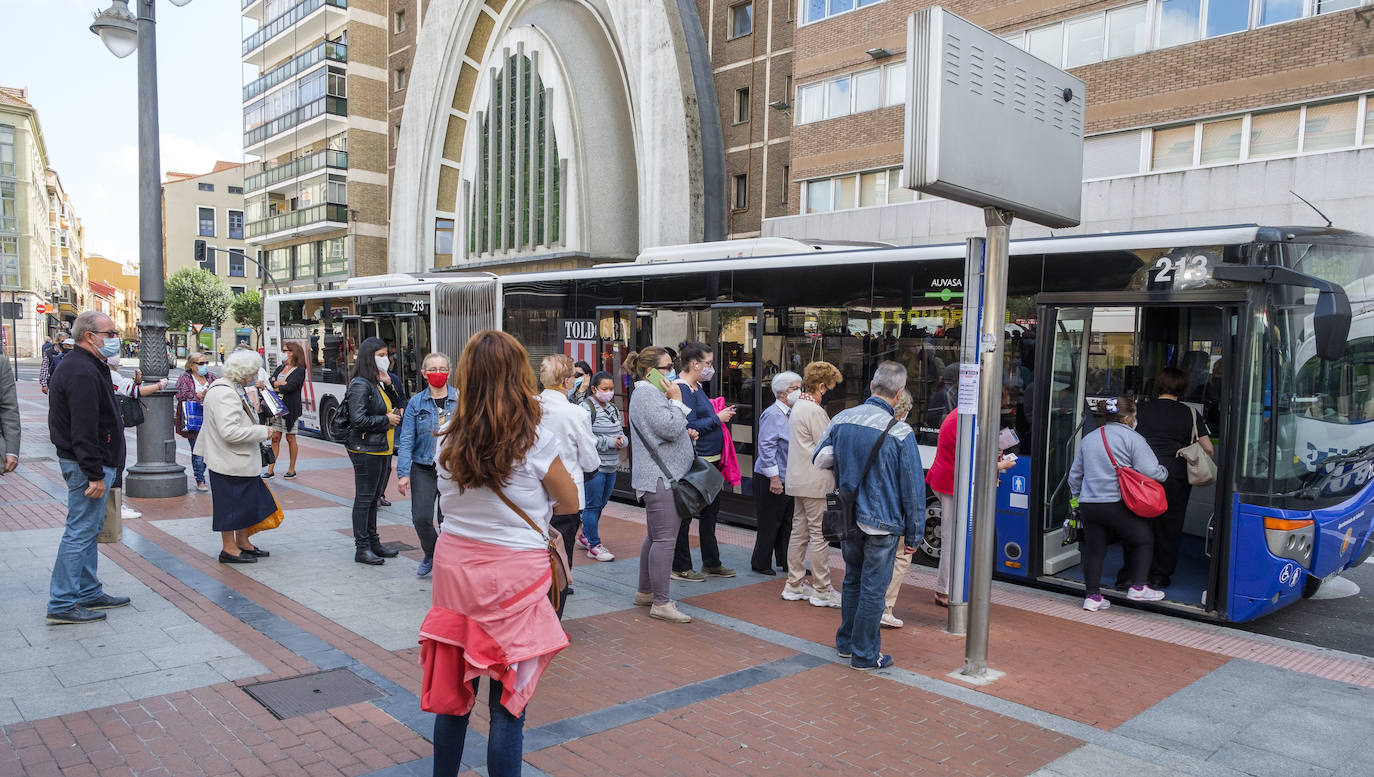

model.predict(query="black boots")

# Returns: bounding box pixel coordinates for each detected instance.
[370,539,399,558]
[355,547,384,565]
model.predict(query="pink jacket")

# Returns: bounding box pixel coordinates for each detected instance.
[710,396,742,487]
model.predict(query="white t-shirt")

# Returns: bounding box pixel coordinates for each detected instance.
[109,368,137,397]
[437,425,562,551]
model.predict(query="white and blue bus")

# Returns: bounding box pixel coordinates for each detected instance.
[263,225,1374,623]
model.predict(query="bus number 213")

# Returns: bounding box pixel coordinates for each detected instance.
[1152,255,1209,285]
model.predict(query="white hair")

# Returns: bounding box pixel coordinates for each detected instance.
[222,349,263,385]
[870,361,907,399]
[770,371,802,396]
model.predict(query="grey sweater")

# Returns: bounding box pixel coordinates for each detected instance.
[582,397,624,473]
[1069,422,1169,503]
[628,380,695,497]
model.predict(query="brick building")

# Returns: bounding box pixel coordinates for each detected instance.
[381,0,1371,271]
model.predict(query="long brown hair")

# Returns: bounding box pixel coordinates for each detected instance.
[283,341,306,368]
[437,330,542,491]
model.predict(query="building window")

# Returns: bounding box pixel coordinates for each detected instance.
[228,209,244,240]
[732,173,748,210]
[231,285,246,297]
[228,185,243,195]
[781,165,789,204]
[1258,0,1304,25]
[435,218,454,256]
[394,9,406,33]
[198,206,215,237]
[795,62,906,125]
[1106,4,1150,58]
[1151,124,1196,170]
[0,236,17,288]
[1304,99,1359,151]
[469,52,564,255]
[730,2,753,37]
[802,0,886,25]
[1064,15,1105,68]
[320,237,347,275]
[1248,108,1301,158]
[394,67,408,91]
[0,125,14,178]
[229,248,246,277]
[735,87,750,123]
[1198,118,1243,163]
[267,247,289,277]
[294,243,315,279]
[198,182,214,192]
[0,181,14,232]
[801,166,923,213]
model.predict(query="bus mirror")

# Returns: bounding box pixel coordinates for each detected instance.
[1313,288,1351,362]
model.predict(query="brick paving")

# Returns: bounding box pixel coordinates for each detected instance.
[6,376,1374,777]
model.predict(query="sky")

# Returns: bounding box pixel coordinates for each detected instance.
[4,0,247,265]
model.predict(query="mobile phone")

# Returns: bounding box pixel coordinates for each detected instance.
[645,369,668,393]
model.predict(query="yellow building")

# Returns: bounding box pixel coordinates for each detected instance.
[87,253,139,340]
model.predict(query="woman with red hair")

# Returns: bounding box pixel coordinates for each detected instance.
[420,330,578,777]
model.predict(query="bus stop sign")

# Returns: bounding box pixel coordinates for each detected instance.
[904,7,1085,228]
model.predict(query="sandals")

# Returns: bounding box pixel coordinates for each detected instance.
[283,471,296,479]
[934,592,949,607]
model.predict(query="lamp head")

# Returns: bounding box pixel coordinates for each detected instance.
[168,0,193,5]
[90,0,138,59]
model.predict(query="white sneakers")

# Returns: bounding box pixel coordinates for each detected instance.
[809,588,842,608]
[781,581,818,601]
[1126,585,1166,602]
[587,544,614,562]
[1082,595,1110,611]
[575,530,590,551]
[649,601,692,623]
[880,613,904,629]
[121,505,142,519]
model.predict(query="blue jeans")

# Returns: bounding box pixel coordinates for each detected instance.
[432,678,524,777]
[49,460,117,613]
[836,531,901,668]
[581,469,617,547]
[188,432,207,484]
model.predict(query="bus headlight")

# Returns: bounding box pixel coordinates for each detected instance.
[1264,516,1314,563]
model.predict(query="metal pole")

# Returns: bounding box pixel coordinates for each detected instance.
[963,207,1013,679]
[125,0,187,498]
[947,237,985,635]
[9,291,18,377]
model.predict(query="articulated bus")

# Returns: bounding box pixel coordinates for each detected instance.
[263,225,1374,623]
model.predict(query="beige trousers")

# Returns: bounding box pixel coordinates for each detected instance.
[786,496,832,591]
[883,491,956,614]
[884,548,913,615]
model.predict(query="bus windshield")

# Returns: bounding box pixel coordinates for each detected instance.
[1268,240,1374,499]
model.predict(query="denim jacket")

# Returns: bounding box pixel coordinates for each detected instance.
[396,388,457,478]
[813,396,925,546]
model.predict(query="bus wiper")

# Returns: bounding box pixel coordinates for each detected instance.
[1294,443,1374,500]
[1315,443,1374,471]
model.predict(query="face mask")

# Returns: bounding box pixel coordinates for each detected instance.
[665,369,678,383]
[374,354,391,371]
[425,372,449,388]
[595,390,614,404]
[106,356,121,369]
[700,365,716,381]
[574,376,585,388]
[98,337,120,359]
[786,389,801,405]
[196,364,210,376]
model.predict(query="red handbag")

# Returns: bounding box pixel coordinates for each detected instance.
[1100,427,1168,518]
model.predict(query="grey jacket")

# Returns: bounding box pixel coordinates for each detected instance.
[1069,422,1168,503]
[583,397,625,473]
[0,356,18,458]
[628,380,694,497]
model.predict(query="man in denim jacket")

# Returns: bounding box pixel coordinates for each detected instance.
[813,361,924,670]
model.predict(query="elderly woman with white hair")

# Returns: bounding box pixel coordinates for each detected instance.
[750,370,802,576]
[197,349,277,564]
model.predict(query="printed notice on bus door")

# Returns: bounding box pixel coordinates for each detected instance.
[958,363,980,415]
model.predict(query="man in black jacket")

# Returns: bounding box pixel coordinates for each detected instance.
[46,311,130,625]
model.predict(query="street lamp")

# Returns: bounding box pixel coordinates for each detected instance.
[90,0,192,498]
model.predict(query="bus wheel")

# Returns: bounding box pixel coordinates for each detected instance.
[1302,573,1322,599]
[919,495,942,559]
[320,397,339,442]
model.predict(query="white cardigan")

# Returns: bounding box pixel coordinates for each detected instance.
[194,379,270,477]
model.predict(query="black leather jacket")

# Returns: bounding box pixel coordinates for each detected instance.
[345,377,400,453]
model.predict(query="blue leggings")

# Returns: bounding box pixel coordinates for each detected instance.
[432,678,525,777]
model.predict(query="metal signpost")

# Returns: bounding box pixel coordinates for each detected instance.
[906,7,1084,681]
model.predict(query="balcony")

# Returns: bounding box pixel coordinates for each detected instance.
[242,0,346,60]
[245,149,347,193]
[243,40,345,103]
[244,95,346,151]
[245,203,348,241]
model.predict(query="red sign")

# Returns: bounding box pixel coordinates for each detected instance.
[35,303,49,315]
[191,323,205,334]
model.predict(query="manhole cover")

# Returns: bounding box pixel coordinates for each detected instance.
[243,668,383,719]
[383,541,418,552]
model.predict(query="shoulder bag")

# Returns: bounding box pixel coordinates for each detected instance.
[1100,427,1168,518]
[494,487,571,618]
[1176,409,1217,487]
[117,394,145,427]
[630,417,725,519]
[822,417,899,543]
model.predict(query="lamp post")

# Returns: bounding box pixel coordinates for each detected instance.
[90,0,193,498]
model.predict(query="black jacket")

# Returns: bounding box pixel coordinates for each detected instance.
[345,377,400,453]
[270,363,307,420]
[49,345,125,480]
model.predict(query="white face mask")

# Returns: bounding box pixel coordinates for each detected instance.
[374,353,391,372]
[786,389,801,405]
[106,356,121,369]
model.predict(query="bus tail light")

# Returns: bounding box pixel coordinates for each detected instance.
[1263,516,1314,563]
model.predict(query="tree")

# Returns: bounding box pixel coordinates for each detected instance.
[165,268,232,333]
[231,289,264,343]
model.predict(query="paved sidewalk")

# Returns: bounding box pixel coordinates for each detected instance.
[4,376,1374,777]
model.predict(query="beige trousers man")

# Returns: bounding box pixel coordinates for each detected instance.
[786,496,833,591]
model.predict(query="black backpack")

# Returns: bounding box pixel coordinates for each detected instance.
[329,395,351,441]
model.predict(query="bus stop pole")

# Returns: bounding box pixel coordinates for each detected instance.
[963,207,1014,679]
[947,237,985,636]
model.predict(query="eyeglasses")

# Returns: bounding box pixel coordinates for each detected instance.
[573,372,585,378]
[92,330,119,337]
[655,364,673,373]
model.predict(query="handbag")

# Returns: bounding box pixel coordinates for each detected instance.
[1176,410,1217,487]
[495,488,571,618]
[1100,427,1168,518]
[821,417,898,543]
[117,394,145,427]
[260,387,289,418]
[178,399,203,435]
[99,488,123,543]
[630,418,725,519]
[260,443,276,467]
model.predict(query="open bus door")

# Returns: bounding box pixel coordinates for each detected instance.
[1030,295,1241,615]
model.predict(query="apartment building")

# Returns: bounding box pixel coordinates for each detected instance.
[387,1,1373,273]
[162,162,256,350]
[47,170,89,328]
[241,0,391,292]
[87,253,140,341]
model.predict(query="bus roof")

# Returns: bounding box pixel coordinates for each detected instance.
[266,273,495,303]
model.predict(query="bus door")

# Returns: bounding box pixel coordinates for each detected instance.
[596,306,652,404]
[1031,296,1241,613]
[712,302,764,506]
[392,312,428,396]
